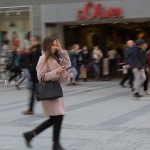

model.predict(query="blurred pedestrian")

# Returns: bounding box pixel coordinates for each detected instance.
[107,47,117,76]
[15,46,32,90]
[141,43,150,95]
[129,39,146,97]
[147,48,150,81]
[23,37,71,150]
[68,45,78,85]
[5,47,21,86]
[91,46,103,81]
[11,31,20,48]
[2,31,9,45]
[23,36,41,115]
[120,40,134,88]
[24,32,30,47]
[80,46,90,82]
[73,44,81,81]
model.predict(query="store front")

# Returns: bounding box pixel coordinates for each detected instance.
[42,1,150,56]
[0,6,31,52]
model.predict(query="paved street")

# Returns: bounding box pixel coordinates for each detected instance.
[0,80,150,150]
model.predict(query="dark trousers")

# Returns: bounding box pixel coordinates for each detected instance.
[144,70,149,91]
[29,82,35,112]
[109,59,116,70]
[34,115,63,142]
[9,70,21,82]
[92,63,100,80]
[120,68,134,88]
[75,65,81,80]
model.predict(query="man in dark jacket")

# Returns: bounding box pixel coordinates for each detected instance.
[23,36,42,115]
[120,40,134,88]
[129,39,146,97]
[81,46,90,82]
[141,43,150,95]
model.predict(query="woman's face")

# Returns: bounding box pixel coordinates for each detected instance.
[75,45,79,50]
[16,47,20,53]
[94,46,98,50]
[51,40,57,53]
[83,46,87,51]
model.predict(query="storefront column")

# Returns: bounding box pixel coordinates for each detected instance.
[100,25,108,57]
[56,25,64,48]
[45,24,65,48]
[31,5,42,38]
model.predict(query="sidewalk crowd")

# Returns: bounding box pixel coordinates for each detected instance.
[0,33,150,150]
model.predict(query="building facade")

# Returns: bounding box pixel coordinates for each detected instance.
[0,0,150,53]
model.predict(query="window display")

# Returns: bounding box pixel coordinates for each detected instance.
[0,6,30,53]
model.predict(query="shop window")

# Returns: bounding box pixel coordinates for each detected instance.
[0,6,31,54]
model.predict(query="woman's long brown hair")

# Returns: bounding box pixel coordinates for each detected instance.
[42,36,57,66]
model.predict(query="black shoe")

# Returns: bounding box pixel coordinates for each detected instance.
[23,131,34,148]
[120,83,126,87]
[134,93,142,98]
[83,78,87,82]
[94,79,99,82]
[53,142,65,150]
[71,82,77,86]
[15,85,20,90]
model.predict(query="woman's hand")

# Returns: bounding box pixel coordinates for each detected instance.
[69,73,74,78]
[56,39,63,53]
[56,66,65,74]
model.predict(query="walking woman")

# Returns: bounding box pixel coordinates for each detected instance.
[73,44,81,80]
[5,47,21,86]
[91,46,103,81]
[15,46,32,90]
[68,44,78,85]
[23,37,71,150]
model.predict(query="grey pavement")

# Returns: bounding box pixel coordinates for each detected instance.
[0,80,150,150]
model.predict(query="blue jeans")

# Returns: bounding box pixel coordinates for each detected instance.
[75,65,81,80]
[92,63,100,80]
[17,69,32,88]
[83,64,89,72]
[68,67,78,83]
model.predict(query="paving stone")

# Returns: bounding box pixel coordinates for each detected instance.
[0,80,150,149]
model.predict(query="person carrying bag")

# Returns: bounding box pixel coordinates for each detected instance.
[35,73,63,101]
[23,37,71,150]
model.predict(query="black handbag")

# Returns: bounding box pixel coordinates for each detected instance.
[35,74,63,102]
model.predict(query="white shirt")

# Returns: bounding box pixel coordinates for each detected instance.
[92,49,103,60]
[107,50,117,59]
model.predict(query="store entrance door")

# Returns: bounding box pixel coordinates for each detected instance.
[64,25,102,50]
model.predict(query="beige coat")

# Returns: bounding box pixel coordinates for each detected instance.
[36,50,71,116]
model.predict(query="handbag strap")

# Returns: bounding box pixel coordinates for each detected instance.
[40,58,60,83]
[41,74,45,83]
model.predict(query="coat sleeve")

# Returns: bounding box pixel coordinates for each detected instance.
[36,56,59,82]
[60,71,70,83]
[58,50,71,83]
[58,50,71,69]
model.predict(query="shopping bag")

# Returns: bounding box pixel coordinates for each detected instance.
[79,67,87,78]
